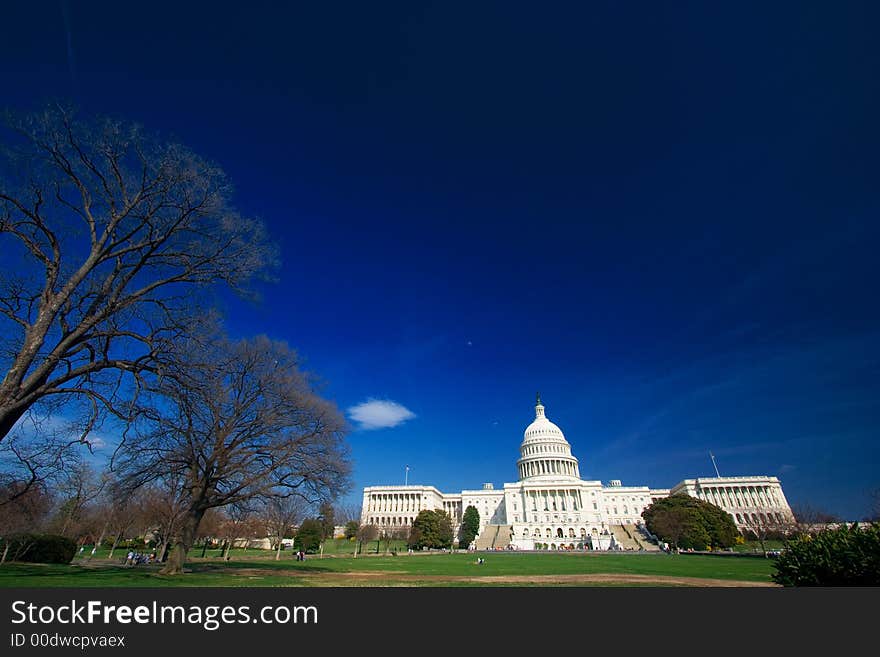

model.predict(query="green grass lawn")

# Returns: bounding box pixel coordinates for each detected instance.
[0,551,778,587]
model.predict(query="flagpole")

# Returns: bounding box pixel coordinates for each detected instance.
[405,465,409,486]
[709,451,721,478]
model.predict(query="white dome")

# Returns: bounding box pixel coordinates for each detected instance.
[523,415,566,442]
[522,398,567,443]
[517,395,581,481]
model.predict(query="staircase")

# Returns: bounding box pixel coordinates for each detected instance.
[610,524,661,551]
[629,524,661,551]
[474,525,511,550]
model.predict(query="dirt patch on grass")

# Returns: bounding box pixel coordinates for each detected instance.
[461,574,776,587]
[226,568,775,587]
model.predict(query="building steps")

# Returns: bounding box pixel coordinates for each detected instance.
[474,524,511,550]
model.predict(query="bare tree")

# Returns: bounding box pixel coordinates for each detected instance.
[114,334,351,574]
[48,461,104,539]
[0,106,276,478]
[740,512,790,557]
[867,488,880,522]
[216,503,259,558]
[97,484,152,561]
[790,502,841,535]
[140,477,189,563]
[0,480,53,562]
[335,503,362,525]
[262,495,308,560]
[0,408,94,506]
[355,523,378,557]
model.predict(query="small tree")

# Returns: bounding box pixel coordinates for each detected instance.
[262,496,307,561]
[460,505,480,549]
[344,520,359,540]
[741,512,791,557]
[355,523,377,555]
[318,501,335,540]
[294,519,323,553]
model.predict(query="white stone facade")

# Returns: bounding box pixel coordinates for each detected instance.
[361,397,794,550]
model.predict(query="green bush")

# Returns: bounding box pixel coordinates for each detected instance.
[772,523,880,586]
[2,534,78,564]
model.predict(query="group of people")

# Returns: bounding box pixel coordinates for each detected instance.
[125,550,156,566]
[294,550,306,561]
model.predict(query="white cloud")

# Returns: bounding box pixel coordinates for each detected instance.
[347,399,416,431]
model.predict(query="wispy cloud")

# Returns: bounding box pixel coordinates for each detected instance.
[347,399,416,431]
[11,413,112,451]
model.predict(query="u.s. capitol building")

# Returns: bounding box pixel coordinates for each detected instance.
[361,396,794,550]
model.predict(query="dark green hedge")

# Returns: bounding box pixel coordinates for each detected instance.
[2,534,78,564]
[772,523,880,586]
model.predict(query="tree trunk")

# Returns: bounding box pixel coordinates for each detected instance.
[1,542,9,564]
[108,535,121,560]
[90,521,109,560]
[223,540,231,560]
[275,538,282,561]
[160,507,204,575]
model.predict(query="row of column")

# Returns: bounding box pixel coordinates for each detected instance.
[699,485,782,509]
[525,488,583,513]
[522,444,569,455]
[442,501,461,522]
[519,459,578,478]
[367,492,422,513]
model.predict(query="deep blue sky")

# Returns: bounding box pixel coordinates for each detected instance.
[2,2,878,518]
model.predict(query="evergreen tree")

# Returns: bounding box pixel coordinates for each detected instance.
[460,506,480,548]
[318,502,336,540]
[294,519,323,553]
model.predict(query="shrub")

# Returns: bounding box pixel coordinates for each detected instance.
[2,534,78,564]
[772,523,880,586]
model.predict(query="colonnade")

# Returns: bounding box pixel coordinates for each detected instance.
[697,484,784,510]
[366,492,423,513]
[518,459,579,478]
[523,488,583,514]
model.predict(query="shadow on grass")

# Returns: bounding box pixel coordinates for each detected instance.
[0,559,335,587]
[191,560,335,574]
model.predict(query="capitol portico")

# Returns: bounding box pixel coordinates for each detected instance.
[361,396,794,550]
